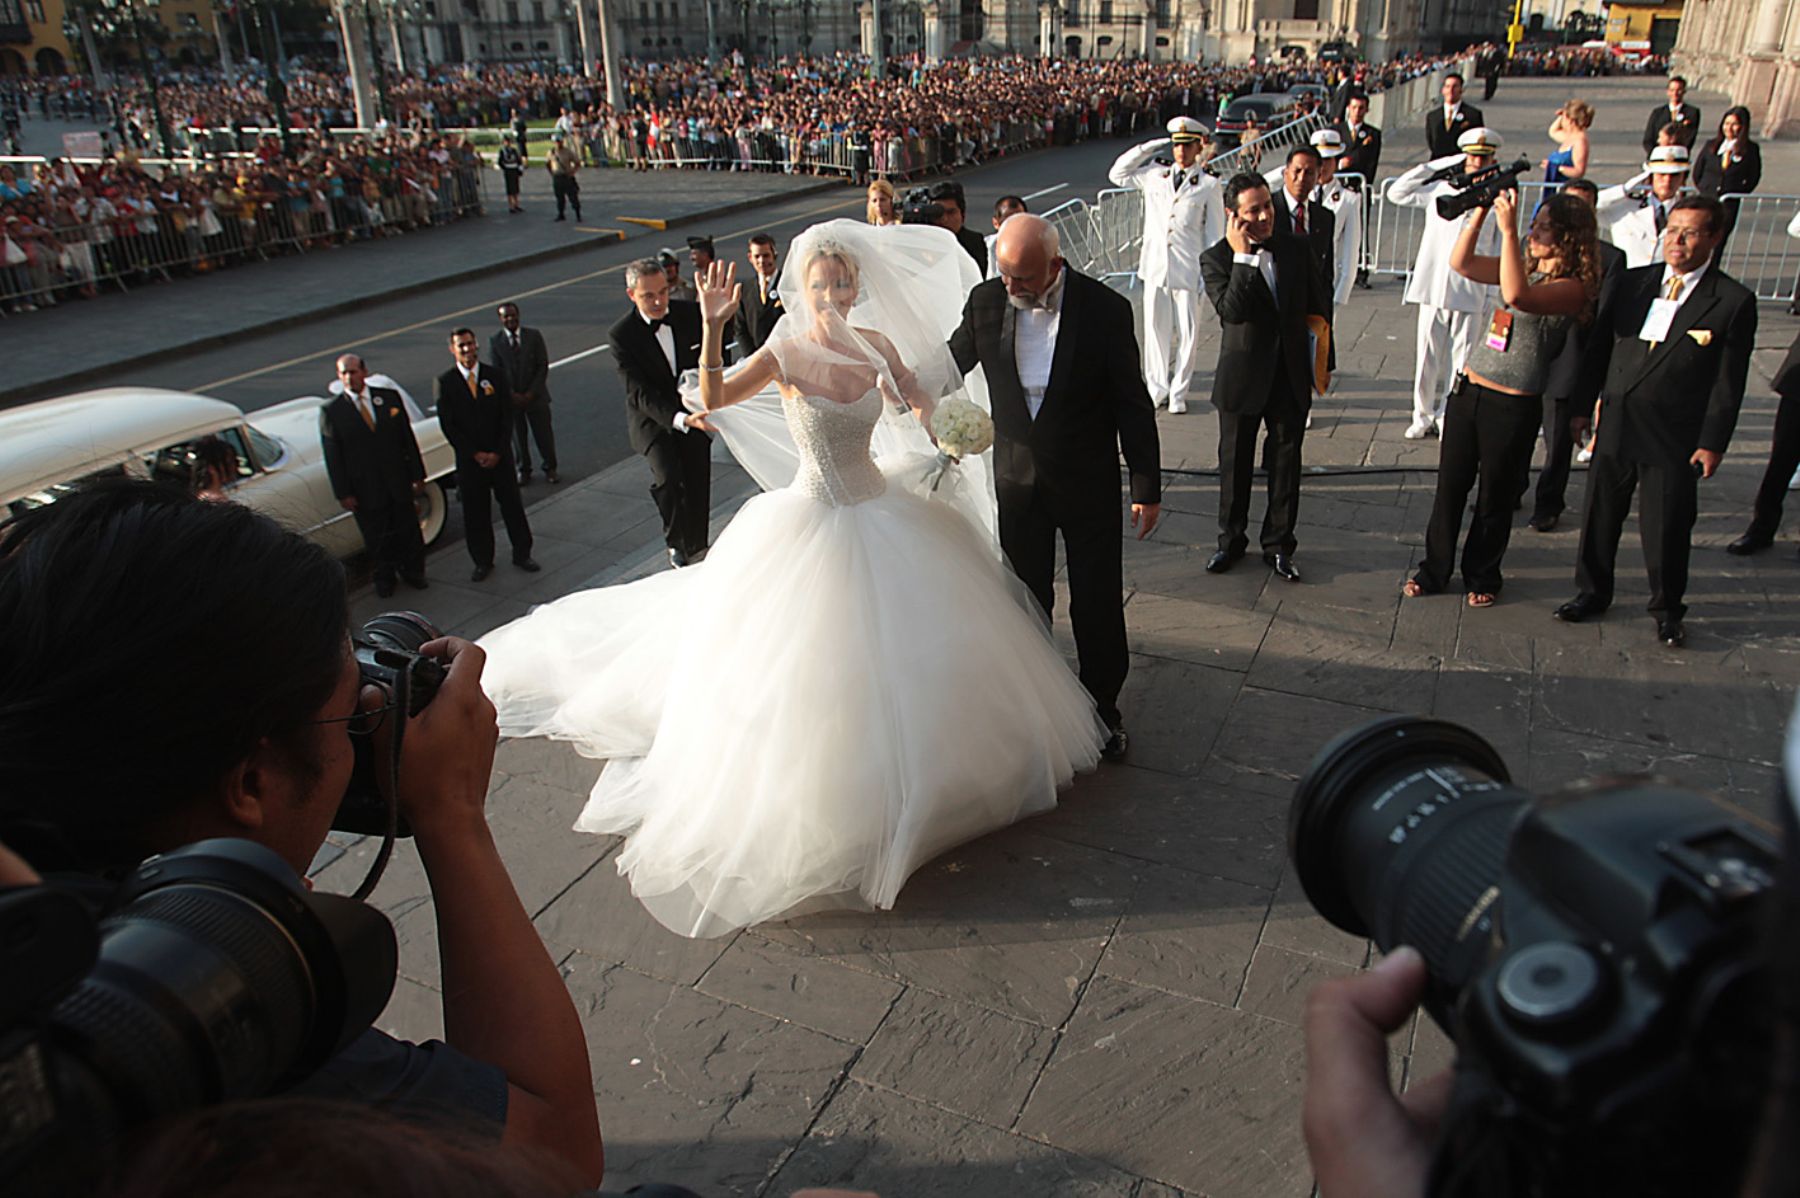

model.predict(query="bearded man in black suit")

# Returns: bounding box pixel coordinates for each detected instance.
[320,353,429,598]
[1200,172,1331,583]
[436,327,539,581]
[947,213,1161,761]
[1556,196,1756,647]
[610,257,714,568]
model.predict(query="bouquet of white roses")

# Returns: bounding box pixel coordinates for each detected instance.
[922,398,995,492]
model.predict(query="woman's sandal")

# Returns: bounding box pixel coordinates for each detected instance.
[1402,580,1426,598]
[1466,592,1497,609]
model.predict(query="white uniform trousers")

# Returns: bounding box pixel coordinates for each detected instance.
[1413,305,1479,429]
[1143,285,1200,410]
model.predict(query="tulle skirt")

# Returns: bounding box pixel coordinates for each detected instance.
[478,467,1106,938]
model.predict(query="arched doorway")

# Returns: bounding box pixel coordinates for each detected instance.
[1064,33,1081,56]
[34,47,66,75]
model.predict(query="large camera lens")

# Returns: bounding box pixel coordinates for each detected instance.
[1289,716,1525,991]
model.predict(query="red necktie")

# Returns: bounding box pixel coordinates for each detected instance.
[1293,202,1306,237]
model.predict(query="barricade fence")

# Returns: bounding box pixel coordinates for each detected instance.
[0,165,484,310]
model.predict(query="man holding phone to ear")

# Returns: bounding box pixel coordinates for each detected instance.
[1554,195,1756,648]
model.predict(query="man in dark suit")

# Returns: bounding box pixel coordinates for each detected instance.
[610,257,712,568]
[490,302,558,485]
[930,179,990,277]
[1425,73,1483,159]
[733,233,783,354]
[1527,179,1627,532]
[1336,91,1381,288]
[1269,145,1336,311]
[1644,75,1702,155]
[320,353,429,598]
[1200,172,1331,583]
[1555,196,1756,646]
[435,327,539,581]
[1726,327,1800,557]
[947,213,1161,761]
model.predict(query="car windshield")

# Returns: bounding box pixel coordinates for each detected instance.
[6,464,132,522]
[147,427,259,492]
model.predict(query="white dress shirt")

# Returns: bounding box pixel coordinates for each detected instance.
[1014,269,1066,420]
[1637,258,1710,340]
[642,311,696,433]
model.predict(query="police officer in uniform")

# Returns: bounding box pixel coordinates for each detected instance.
[1108,116,1225,414]
[1386,126,1504,439]
[1596,145,1693,269]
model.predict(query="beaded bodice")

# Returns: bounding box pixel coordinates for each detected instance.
[784,387,888,507]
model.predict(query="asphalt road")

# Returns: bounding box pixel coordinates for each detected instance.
[63,138,1131,557]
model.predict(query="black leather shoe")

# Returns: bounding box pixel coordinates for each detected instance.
[374,578,397,599]
[1553,595,1606,623]
[1264,553,1301,582]
[668,548,690,569]
[1101,726,1129,762]
[1658,618,1686,648]
[471,564,494,582]
[1528,513,1559,532]
[402,573,429,590]
[545,469,560,484]
[518,472,533,486]
[1205,548,1242,574]
[1726,532,1773,556]
[513,558,542,573]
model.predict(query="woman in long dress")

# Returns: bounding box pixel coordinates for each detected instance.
[478,221,1105,939]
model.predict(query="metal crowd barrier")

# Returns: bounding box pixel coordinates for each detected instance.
[0,168,485,311]
[1205,111,1329,178]
[1716,192,1800,303]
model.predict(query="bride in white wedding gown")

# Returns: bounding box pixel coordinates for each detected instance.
[478,220,1105,938]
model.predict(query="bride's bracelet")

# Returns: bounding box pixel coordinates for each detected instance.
[700,363,724,372]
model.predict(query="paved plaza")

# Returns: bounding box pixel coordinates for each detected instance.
[292,77,1800,1198]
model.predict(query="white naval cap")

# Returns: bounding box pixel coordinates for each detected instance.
[1456,126,1503,156]
[1310,128,1346,156]
[1646,144,1692,174]
[1168,116,1211,143]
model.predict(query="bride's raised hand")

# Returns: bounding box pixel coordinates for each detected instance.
[699,259,742,326]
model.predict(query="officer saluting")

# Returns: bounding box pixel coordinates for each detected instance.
[1386,126,1505,439]
[1596,144,1693,268]
[1109,115,1226,414]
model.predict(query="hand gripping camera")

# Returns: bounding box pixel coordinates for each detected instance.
[1436,157,1534,221]
[1290,716,1779,1198]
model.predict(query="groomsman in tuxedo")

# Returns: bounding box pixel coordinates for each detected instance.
[1644,76,1702,154]
[490,301,558,485]
[610,257,714,568]
[1335,92,1381,288]
[1555,196,1755,647]
[1425,73,1483,159]
[734,233,783,354]
[320,353,428,598]
[1200,172,1330,583]
[436,328,539,581]
[947,213,1162,761]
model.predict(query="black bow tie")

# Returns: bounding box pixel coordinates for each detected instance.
[1249,241,1273,254]
[647,316,666,332]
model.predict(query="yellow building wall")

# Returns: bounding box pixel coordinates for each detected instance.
[1604,0,1683,44]
[3,0,222,75]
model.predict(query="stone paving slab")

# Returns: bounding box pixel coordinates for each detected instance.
[302,75,1800,1198]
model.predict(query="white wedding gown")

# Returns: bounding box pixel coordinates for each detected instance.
[478,383,1107,938]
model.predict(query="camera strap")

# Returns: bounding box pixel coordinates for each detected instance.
[350,665,410,902]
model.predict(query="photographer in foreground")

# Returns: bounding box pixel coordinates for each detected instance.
[0,482,604,1185]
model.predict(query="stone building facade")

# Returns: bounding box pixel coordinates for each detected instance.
[1674,0,1800,136]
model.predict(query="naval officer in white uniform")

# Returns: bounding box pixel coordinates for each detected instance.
[1109,115,1225,414]
[1596,144,1693,268]
[1385,126,1505,439]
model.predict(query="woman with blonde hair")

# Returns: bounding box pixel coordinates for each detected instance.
[1543,98,1593,185]
[865,177,899,225]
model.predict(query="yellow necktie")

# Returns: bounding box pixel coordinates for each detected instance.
[466,370,479,398]
[759,277,768,304]
[357,394,375,430]
[1666,275,1684,301]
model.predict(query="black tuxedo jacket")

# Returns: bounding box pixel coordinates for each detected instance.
[1335,121,1382,183]
[1425,102,1484,159]
[489,325,552,404]
[1644,102,1702,154]
[1199,232,1330,416]
[1775,328,1800,401]
[1545,241,1625,401]
[435,362,517,469]
[1272,188,1336,311]
[610,300,708,456]
[319,385,424,508]
[1579,262,1756,467]
[946,267,1160,517]
[733,269,783,354]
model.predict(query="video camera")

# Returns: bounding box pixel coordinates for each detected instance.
[900,186,946,227]
[1290,715,1778,1198]
[0,839,397,1196]
[1435,156,1534,220]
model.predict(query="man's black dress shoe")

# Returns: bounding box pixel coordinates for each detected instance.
[471,564,494,582]
[545,469,560,484]
[374,578,397,598]
[1553,595,1606,623]
[668,548,690,569]
[1205,548,1242,574]
[1658,618,1686,648]
[1101,726,1129,762]
[518,471,533,486]
[1528,513,1559,532]
[514,558,542,573]
[1726,532,1772,556]
[402,572,429,590]
[1264,553,1301,583]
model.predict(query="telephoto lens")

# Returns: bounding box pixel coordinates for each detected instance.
[1288,715,1781,1198]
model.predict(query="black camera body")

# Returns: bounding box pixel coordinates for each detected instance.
[0,839,397,1195]
[1291,716,1778,1198]
[332,612,445,837]
[1436,156,1534,221]
[900,185,946,226]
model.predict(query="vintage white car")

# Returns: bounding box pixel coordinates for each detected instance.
[0,388,457,557]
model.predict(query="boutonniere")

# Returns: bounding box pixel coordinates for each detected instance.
[771,298,782,309]
[1687,329,1713,346]
[480,380,495,395]
[388,407,401,418]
